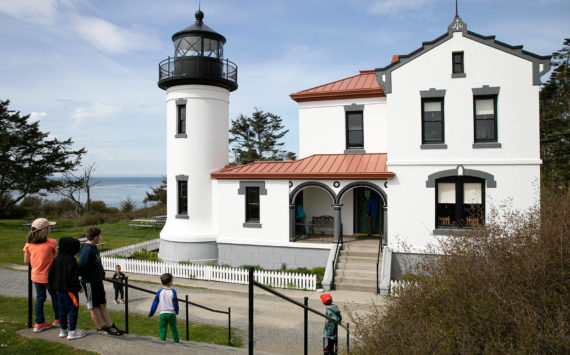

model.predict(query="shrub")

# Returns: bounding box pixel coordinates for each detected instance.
[90,200,108,213]
[346,189,569,354]
[129,248,159,261]
[120,196,136,212]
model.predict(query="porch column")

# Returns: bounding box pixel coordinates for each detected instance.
[289,204,296,242]
[383,206,388,245]
[333,205,342,243]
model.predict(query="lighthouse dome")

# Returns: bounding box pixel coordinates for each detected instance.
[158,10,237,91]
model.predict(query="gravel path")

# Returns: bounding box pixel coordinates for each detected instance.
[1,265,386,354]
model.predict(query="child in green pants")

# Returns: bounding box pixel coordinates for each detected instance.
[148,273,179,342]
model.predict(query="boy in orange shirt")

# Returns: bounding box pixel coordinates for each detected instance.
[23,218,60,332]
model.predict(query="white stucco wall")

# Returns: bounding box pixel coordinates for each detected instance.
[298,97,387,158]
[387,164,540,250]
[387,31,540,163]
[161,85,230,243]
[383,31,542,251]
[215,179,291,246]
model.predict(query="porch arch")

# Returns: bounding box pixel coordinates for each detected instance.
[289,181,337,242]
[289,181,337,204]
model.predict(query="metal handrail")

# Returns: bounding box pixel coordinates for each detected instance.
[158,56,238,83]
[330,231,343,289]
[248,267,349,355]
[376,234,384,294]
[103,277,231,344]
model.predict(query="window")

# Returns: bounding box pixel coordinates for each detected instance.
[436,176,484,228]
[452,52,464,74]
[177,104,186,135]
[422,98,444,144]
[474,95,497,142]
[245,187,260,223]
[346,111,364,149]
[177,180,188,215]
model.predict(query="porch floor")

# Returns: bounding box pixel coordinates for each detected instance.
[295,234,381,247]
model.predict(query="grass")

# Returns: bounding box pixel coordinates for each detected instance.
[0,296,96,354]
[0,295,243,348]
[0,219,160,265]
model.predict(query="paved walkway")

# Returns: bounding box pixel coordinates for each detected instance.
[1,264,387,354]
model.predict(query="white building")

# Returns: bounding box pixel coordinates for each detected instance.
[156,11,551,291]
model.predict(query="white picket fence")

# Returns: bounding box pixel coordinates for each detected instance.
[390,280,416,297]
[100,238,160,258]
[101,256,317,291]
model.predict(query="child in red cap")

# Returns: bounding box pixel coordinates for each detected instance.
[320,293,342,355]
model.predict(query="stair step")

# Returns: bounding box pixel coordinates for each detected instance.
[334,276,376,284]
[340,250,378,257]
[337,255,377,263]
[335,263,378,271]
[334,269,377,277]
[334,282,377,292]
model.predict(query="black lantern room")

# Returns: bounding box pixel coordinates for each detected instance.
[158,10,238,91]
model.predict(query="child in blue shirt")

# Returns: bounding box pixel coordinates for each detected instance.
[148,273,179,343]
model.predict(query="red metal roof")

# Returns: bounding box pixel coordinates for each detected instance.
[211,153,394,180]
[290,70,385,103]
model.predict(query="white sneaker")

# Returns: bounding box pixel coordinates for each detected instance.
[59,329,69,338]
[67,329,87,340]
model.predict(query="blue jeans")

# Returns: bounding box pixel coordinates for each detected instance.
[34,282,58,325]
[58,291,79,331]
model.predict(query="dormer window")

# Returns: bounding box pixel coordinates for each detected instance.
[452,52,466,78]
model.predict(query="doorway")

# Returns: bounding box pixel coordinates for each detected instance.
[354,187,382,237]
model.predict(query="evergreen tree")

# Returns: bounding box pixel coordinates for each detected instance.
[0,100,86,214]
[229,108,296,165]
[540,38,569,189]
[144,176,167,204]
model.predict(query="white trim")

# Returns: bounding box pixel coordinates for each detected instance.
[160,235,217,243]
[387,159,542,166]
[216,239,331,249]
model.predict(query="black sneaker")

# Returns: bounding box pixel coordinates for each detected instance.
[103,323,124,336]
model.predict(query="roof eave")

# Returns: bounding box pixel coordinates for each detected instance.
[290,89,385,103]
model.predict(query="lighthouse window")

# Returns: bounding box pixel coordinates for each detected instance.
[177,180,188,216]
[177,104,186,135]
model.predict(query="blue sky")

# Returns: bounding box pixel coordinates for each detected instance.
[1,0,568,176]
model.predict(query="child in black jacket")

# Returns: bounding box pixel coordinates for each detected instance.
[48,237,86,340]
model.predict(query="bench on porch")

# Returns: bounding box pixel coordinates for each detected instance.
[308,215,334,236]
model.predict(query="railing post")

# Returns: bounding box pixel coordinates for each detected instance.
[248,266,254,355]
[28,264,32,328]
[185,295,189,341]
[304,297,308,355]
[125,277,129,334]
[228,307,231,346]
[347,322,350,354]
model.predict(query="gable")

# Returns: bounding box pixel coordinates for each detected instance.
[376,16,551,93]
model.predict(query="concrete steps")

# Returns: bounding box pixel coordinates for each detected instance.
[333,241,381,293]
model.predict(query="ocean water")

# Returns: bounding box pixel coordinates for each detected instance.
[43,176,164,209]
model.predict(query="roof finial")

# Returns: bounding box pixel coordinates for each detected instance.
[199,0,201,11]
[455,0,458,17]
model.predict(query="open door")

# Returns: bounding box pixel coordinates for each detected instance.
[354,187,382,237]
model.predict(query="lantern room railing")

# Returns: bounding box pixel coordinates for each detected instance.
[158,56,237,89]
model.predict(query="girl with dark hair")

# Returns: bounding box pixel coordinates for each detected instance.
[23,218,60,332]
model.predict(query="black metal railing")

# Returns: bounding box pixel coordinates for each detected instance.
[158,56,237,84]
[103,277,232,345]
[248,267,350,355]
[26,271,232,345]
[330,232,344,289]
[376,235,384,294]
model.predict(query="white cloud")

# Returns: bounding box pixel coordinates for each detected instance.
[70,102,121,121]
[29,112,47,120]
[0,0,59,24]
[70,15,160,54]
[368,0,432,15]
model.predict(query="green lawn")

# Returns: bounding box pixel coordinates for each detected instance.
[0,219,160,265]
[0,295,243,348]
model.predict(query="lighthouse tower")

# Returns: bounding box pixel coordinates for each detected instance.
[157,10,237,262]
